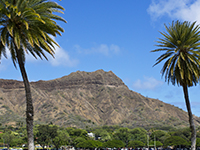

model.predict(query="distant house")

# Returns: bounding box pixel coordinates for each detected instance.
[61,145,75,150]
[87,132,95,138]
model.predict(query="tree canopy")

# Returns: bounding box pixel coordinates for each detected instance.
[164,136,189,147]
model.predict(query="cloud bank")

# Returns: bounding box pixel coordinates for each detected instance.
[48,45,79,67]
[148,0,200,23]
[74,44,120,56]
[26,38,79,67]
[133,76,163,90]
[0,40,78,68]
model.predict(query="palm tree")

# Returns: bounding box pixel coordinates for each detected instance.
[151,20,200,150]
[0,0,66,149]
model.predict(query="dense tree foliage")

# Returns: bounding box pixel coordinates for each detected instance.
[113,127,131,146]
[2,130,15,149]
[196,138,200,147]
[0,124,200,149]
[66,127,88,139]
[36,125,58,148]
[128,140,144,148]
[76,140,102,148]
[73,137,86,147]
[164,136,189,148]
[53,129,70,149]
[150,130,170,144]
[102,139,125,148]
[130,127,147,144]
[170,127,191,141]
[149,141,163,147]
[93,128,111,141]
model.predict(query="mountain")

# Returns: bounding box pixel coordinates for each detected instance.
[0,69,200,129]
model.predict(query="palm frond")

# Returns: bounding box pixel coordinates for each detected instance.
[0,0,66,67]
[152,20,200,87]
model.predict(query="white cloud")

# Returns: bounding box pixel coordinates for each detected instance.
[0,38,78,67]
[74,44,120,56]
[133,76,163,90]
[49,45,79,67]
[110,44,120,54]
[94,44,110,56]
[25,38,79,67]
[148,0,200,23]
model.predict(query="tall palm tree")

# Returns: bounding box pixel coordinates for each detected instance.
[0,0,66,149]
[151,20,200,150]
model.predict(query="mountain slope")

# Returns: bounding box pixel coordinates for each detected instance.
[0,69,199,128]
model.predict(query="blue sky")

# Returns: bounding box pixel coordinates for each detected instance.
[1,0,200,117]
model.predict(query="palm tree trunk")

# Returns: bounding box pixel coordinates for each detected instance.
[182,85,196,150]
[16,49,34,150]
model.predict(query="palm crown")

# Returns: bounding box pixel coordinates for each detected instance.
[152,21,200,87]
[0,0,66,66]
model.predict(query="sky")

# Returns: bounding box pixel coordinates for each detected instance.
[1,0,200,117]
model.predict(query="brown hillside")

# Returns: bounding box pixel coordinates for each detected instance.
[0,69,199,128]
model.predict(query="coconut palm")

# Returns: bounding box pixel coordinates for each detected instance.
[0,0,66,149]
[151,20,200,150]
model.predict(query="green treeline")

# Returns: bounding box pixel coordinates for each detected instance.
[1,124,200,149]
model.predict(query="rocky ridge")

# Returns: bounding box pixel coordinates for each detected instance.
[0,69,199,129]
